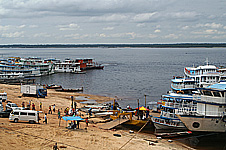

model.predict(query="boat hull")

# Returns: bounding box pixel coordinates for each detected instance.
[151,117,187,130]
[177,115,226,132]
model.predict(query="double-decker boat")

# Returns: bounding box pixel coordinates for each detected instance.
[177,81,226,132]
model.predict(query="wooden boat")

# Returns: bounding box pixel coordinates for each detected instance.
[46,84,62,89]
[55,87,83,92]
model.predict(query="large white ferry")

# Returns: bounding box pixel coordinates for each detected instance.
[177,82,226,132]
[184,62,221,88]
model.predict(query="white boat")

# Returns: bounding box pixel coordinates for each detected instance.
[184,60,221,88]
[151,93,198,131]
[54,59,81,73]
[177,82,226,132]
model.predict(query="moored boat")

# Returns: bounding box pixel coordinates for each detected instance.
[55,87,83,92]
[177,81,226,132]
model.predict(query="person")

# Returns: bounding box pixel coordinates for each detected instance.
[43,113,47,124]
[69,108,73,116]
[57,109,61,119]
[86,117,89,127]
[49,105,52,114]
[53,142,59,150]
[77,121,80,129]
[28,100,31,109]
[88,108,92,117]
[22,102,25,108]
[53,104,56,113]
[32,103,35,110]
[40,102,42,110]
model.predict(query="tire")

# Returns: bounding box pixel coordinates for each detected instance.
[14,119,18,123]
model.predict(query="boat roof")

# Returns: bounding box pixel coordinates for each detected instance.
[171,78,195,83]
[205,82,226,90]
[186,65,217,70]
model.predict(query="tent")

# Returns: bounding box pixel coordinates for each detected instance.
[135,106,149,111]
[62,116,84,121]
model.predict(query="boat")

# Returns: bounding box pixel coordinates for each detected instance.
[54,58,81,73]
[71,71,86,74]
[171,76,196,95]
[151,93,198,131]
[184,60,221,88]
[177,81,226,132]
[46,84,62,89]
[55,87,83,92]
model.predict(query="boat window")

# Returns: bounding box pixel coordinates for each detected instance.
[192,122,200,128]
[203,90,212,96]
[213,91,221,97]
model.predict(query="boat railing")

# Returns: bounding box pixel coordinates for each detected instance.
[196,111,226,116]
[171,84,196,90]
[164,102,195,108]
[176,106,197,115]
[161,111,177,119]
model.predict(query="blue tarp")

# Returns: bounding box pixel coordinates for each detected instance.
[62,116,84,121]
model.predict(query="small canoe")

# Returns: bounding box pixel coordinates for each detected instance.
[55,87,83,92]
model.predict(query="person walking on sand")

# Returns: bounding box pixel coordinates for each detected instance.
[43,113,47,124]
[40,102,42,110]
[32,103,35,110]
[22,102,25,108]
[86,117,89,127]
[53,104,56,113]
[57,109,61,119]
[53,142,59,150]
[49,105,52,114]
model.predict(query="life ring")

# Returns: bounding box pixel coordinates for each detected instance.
[222,116,226,122]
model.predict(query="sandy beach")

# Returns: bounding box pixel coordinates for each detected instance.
[0,84,191,150]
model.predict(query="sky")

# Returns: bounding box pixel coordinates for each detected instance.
[0,0,226,44]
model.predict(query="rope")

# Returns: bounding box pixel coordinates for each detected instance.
[119,119,150,150]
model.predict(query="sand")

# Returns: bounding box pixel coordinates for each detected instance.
[0,84,191,150]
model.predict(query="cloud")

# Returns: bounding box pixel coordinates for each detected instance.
[103,27,114,31]
[89,14,129,22]
[0,25,12,31]
[164,34,179,39]
[182,26,189,30]
[33,33,51,38]
[18,25,26,29]
[196,22,223,29]
[1,31,24,38]
[133,12,157,22]
[136,23,146,27]
[154,29,161,33]
[58,23,80,31]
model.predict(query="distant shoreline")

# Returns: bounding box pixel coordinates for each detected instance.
[0,43,226,48]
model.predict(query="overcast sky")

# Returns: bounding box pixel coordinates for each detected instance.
[0,0,226,44]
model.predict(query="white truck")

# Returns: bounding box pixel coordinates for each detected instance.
[21,84,47,98]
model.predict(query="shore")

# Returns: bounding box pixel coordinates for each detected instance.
[0,84,191,150]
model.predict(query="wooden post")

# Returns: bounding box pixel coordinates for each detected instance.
[144,94,147,108]
[137,99,139,120]
[71,96,74,108]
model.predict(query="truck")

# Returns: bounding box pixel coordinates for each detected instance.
[21,84,47,98]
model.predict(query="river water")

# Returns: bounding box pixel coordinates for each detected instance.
[1,47,226,108]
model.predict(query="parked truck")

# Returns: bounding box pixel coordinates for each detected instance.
[21,84,47,98]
